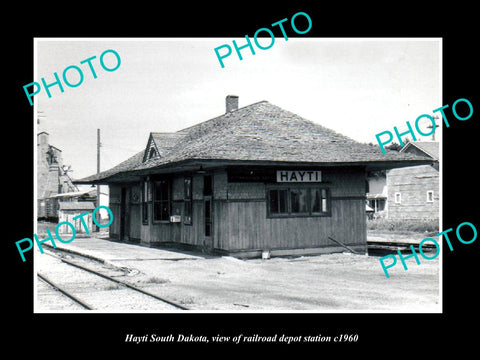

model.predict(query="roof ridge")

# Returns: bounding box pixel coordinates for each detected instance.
[177,100,269,134]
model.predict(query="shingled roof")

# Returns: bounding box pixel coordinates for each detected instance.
[75,100,435,184]
[400,141,439,160]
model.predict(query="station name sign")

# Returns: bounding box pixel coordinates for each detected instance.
[276,170,322,183]
[227,167,322,183]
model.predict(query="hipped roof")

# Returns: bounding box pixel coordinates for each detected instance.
[75,100,435,184]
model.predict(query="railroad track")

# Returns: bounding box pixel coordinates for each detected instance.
[37,249,189,311]
[367,240,438,256]
[37,272,94,310]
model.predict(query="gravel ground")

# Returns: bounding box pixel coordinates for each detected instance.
[105,252,439,312]
[36,252,184,312]
[34,228,440,313]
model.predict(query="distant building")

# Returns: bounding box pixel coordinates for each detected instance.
[37,132,78,219]
[366,170,387,217]
[57,201,95,234]
[386,141,439,220]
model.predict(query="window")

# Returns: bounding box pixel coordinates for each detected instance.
[203,175,213,196]
[268,187,330,217]
[427,190,434,203]
[153,179,170,221]
[184,177,192,225]
[269,189,288,215]
[311,188,328,214]
[148,148,156,159]
[395,192,401,204]
[142,180,150,224]
[290,189,308,214]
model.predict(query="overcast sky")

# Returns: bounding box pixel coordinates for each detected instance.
[35,38,441,181]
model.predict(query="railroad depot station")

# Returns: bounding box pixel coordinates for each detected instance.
[75,96,434,258]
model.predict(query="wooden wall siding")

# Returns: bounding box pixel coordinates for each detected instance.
[216,167,367,251]
[324,167,365,198]
[172,177,184,201]
[387,165,439,220]
[214,171,228,199]
[129,183,142,241]
[192,174,205,200]
[129,203,141,240]
[219,198,365,251]
[107,167,367,252]
[108,185,122,238]
[227,182,265,200]
[149,222,172,243]
[58,211,93,234]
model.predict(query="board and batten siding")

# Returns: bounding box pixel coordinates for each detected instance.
[108,184,122,239]
[218,198,365,251]
[215,167,367,253]
[108,167,368,255]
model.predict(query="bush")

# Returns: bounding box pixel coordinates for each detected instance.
[367,218,439,233]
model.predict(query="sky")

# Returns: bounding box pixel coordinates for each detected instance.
[35,38,441,182]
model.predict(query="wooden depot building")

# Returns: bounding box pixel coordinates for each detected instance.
[75,96,434,258]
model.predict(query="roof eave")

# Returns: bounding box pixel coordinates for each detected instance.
[73,158,437,184]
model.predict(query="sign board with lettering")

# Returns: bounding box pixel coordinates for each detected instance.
[276,170,322,183]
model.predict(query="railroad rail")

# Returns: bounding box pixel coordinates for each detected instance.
[38,249,189,311]
[37,272,93,310]
[367,240,437,256]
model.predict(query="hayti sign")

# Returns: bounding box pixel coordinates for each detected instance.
[276,170,321,183]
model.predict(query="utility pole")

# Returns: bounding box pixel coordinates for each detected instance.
[426,115,440,141]
[96,128,101,230]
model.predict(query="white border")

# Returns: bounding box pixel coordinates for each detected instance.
[33,37,443,314]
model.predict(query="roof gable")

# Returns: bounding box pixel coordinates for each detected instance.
[143,133,160,162]
[142,132,187,163]
[400,141,439,160]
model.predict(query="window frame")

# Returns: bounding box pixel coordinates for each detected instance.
[426,190,434,203]
[266,185,331,218]
[394,192,401,204]
[152,179,171,223]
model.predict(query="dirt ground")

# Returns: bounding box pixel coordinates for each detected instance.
[34,223,441,312]
[114,251,439,312]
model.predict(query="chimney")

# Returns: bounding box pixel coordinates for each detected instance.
[226,95,238,113]
[38,131,49,145]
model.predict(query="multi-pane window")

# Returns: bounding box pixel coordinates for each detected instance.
[153,179,170,221]
[268,187,330,217]
[204,175,213,196]
[269,189,288,214]
[311,188,328,214]
[184,177,192,225]
[290,189,308,214]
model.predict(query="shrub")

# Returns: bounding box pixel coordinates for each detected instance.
[367,218,439,233]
